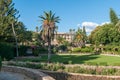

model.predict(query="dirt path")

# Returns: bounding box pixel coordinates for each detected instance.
[0,72,33,80]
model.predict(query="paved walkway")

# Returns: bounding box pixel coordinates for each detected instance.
[0,72,33,80]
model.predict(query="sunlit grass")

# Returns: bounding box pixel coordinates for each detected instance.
[16,54,120,66]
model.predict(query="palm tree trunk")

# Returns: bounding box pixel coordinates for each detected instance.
[48,39,51,63]
[47,28,51,63]
[12,22,19,57]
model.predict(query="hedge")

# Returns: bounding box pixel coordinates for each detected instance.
[0,43,14,60]
[0,56,2,70]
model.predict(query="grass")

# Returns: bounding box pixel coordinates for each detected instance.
[16,54,120,66]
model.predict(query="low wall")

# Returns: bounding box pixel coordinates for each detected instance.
[1,66,55,80]
[40,70,120,80]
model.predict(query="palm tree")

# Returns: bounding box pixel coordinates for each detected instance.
[39,11,60,62]
[74,28,84,47]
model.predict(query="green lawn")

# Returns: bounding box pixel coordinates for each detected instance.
[18,54,120,66]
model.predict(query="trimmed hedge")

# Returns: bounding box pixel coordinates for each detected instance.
[0,56,2,70]
[19,45,30,56]
[72,48,81,53]
[0,43,14,60]
[72,47,93,53]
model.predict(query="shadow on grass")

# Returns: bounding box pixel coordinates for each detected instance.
[44,54,100,64]
[14,54,100,64]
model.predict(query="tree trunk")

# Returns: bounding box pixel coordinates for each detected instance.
[47,28,51,63]
[12,22,19,57]
[48,40,51,63]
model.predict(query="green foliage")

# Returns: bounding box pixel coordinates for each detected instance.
[101,45,120,55]
[110,8,119,25]
[90,23,120,45]
[58,45,67,52]
[39,11,60,62]
[68,60,72,64]
[73,27,88,47]
[89,9,120,45]
[65,66,120,75]
[72,47,81,53]
[0,56,2,70]
[0,43,14,60]
[33,47,40,56]
[0,0,30,45]
[8,61,120,76]
[81,47,93,53]
[19,45,30,56]
[72,47,93,53]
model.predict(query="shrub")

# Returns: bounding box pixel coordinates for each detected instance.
[42,62,65,71]
[58,45,67,52]
[80,47,93,53]
[19,45,30,56]
[0,43,14,60]
[33,48,40,56]
[7,61,120,76]
[102,45,120,55]
[0,56,2,70]
[38,47,48,54]
[72,47,81,53]
[68,60,72,64]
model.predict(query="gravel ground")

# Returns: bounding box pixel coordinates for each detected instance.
[0,72,33,80]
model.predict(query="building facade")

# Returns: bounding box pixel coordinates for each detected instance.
[52,32,74,45]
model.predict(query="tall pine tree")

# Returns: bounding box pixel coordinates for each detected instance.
[82,26,87,46]
[110,8,119,25]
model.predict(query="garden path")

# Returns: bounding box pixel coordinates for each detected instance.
[0,71,33,80]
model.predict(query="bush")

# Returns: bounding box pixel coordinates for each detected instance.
[0,56,2,70]
[58,45,67,52]
[72,47,81,53]
[33,48,40,56]
[80,47,93,53]
[0,43,14,60]
[7,61,120,76]
[72,47,93,53]
[102,45,120,55]
[19,45,30,56]
[38,47,48,54]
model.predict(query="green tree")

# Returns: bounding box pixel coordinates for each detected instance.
[36,26,39,32]
[39,11,60,62]
[110,8,119,25]
[89,23,120,45]
[82,26,87,46]
[69,29,75,43]
[74,28,84,47]
[0,0,29,56]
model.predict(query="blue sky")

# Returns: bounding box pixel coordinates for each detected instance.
[13,0,120,34]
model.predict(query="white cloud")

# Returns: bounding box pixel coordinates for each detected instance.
[86,28,93,33]
[77,21,110,35]
[81,22,99,34]
[100,22,110,26]
[77,24,81,27]
[81,22,99,28]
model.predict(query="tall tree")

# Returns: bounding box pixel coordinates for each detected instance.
[110,8,119,25]
[82,26,87,46]
[39,11,60,62]
[69,29,75,42]
[0,0,27,56]
[36,26,39,32]
[74,28,84,47]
